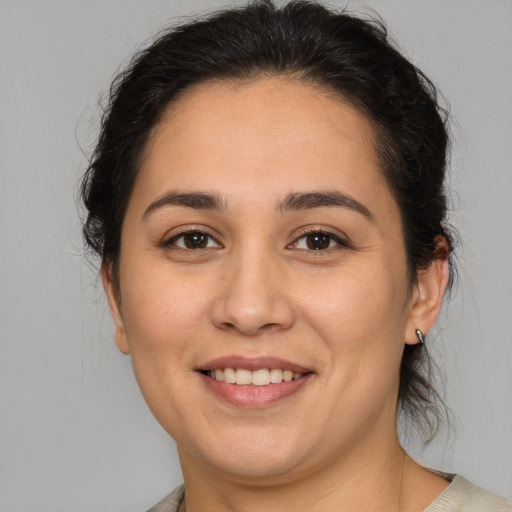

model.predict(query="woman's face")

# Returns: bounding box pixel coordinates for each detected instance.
[105,78,433,481]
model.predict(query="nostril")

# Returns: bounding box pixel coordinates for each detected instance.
[220,321,286,337]
[219,322,240,333]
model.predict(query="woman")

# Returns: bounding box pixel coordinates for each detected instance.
[81,1,511,510]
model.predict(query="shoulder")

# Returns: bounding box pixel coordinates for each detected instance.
[145,478,512,512]
[145,485,184,512]
[424,475,512,512]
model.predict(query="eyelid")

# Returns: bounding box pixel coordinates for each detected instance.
[159,224,351,251]
[161,225,223,249]
[288,226,352,250]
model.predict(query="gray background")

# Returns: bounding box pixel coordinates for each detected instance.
[0,0,510,510]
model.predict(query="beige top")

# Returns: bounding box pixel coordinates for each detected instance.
[146,475,511,512]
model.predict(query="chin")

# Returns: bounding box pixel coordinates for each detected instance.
[207,450,304,481]
[181,426,310,481]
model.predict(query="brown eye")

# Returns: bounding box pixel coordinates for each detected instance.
[292,231,347,251]
[167,231,220,250]
[183,232,208,249]
[305,233,331,250]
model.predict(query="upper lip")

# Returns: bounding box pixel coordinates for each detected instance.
[198,355,312,374]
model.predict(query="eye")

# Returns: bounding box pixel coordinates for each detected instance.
[292,231,347,251]
[166,230,220,250]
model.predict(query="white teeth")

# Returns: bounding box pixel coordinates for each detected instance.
[206,368,305,385]
[235,368,253,385]
[283,370,293,382]
[252,369,271,386]
[269,368,283,383]
[224,367,236,384]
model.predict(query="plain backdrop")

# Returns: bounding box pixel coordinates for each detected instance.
[0,0,511,510]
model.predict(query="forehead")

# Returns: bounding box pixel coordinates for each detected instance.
[137,77,391,211]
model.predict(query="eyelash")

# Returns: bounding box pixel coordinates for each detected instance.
[162,228,221,250]
[289,228,350,252]
[162,227,350,253]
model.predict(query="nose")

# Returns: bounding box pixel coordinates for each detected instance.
[211,250,295,336]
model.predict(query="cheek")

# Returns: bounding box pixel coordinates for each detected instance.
[294,259,410,388]
[119,259,216,356]
[298,262,408,338]
[117,262,217,433]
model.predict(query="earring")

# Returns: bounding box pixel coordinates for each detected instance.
[415,328,425,345]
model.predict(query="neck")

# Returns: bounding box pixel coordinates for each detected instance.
[178,429,408,512]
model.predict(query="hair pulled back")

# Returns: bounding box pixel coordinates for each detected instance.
[81,0,454,439]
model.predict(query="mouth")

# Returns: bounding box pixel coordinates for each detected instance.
[197,356,313,407]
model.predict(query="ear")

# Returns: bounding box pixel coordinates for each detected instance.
[101,263,130,355]
[405,238,450,345]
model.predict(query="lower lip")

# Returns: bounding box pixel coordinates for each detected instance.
[198,372,312,408]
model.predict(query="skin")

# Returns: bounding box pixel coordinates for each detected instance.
[103,77,450,511]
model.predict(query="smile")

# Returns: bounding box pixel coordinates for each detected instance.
[204,368,304,386]
[198,356,313,407]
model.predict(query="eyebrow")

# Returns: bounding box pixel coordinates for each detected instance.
[143,189,372,220]
[278,191,372,219]
[143,191,226,219]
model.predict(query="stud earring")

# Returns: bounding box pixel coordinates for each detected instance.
[415,328,425,345]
